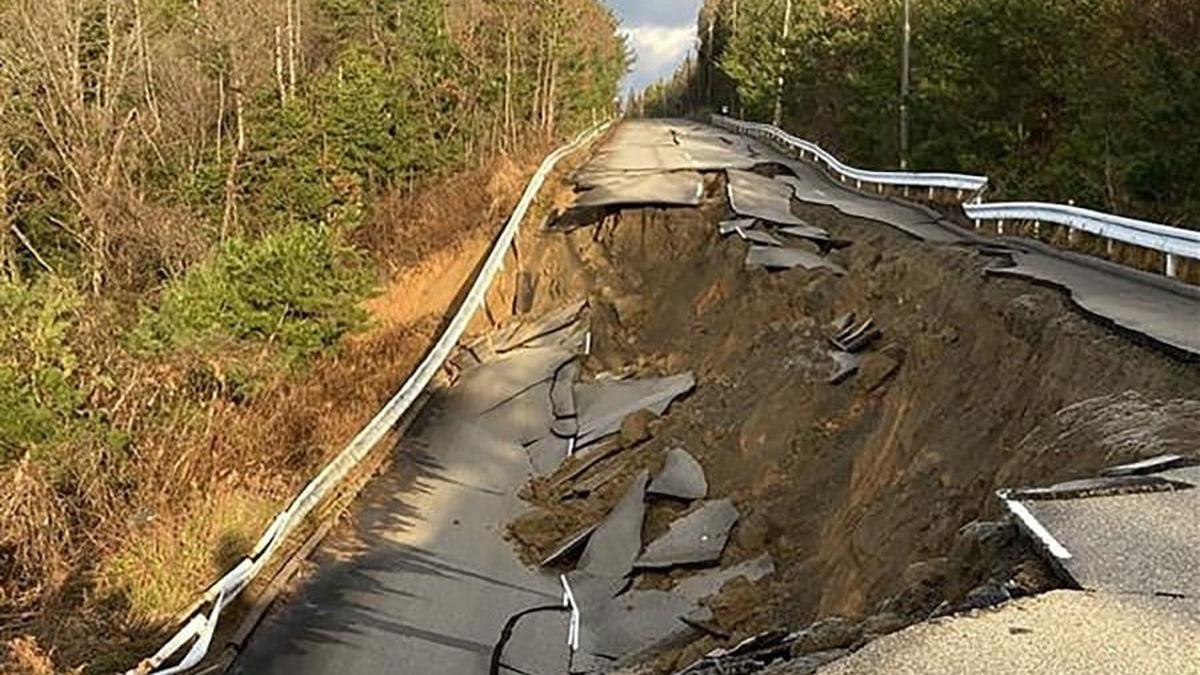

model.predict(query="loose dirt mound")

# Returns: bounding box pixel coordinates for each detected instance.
[504,174,1200,671]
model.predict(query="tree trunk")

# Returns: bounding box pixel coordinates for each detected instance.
[133,0,162,132]
[216,73,226,165]
[274,25,286,105]
[504,19,514,150]
[287,0,297,98]
[0,147,13,283]
[222,60,247,242]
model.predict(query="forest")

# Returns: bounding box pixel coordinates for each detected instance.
[645,0,1200,227]
[0,0,624,670]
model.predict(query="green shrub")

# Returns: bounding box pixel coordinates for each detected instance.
[0,280,87,463]
[137,224,373,363]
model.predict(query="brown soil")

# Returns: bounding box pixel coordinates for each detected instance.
[504,173,1200,670]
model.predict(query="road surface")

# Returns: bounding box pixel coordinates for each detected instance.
[234,119,1200,675]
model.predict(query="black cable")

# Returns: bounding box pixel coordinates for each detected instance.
[489,603,569,675]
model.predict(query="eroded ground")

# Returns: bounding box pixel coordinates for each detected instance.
[504,161,1200,672]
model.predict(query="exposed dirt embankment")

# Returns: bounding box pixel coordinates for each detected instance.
[506,174,1200,670]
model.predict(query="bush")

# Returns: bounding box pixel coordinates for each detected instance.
[0,280,87,464]
[137,224,374,363]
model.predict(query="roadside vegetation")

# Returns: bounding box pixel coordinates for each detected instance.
[0,0,624,670]
[643,0,1200,227]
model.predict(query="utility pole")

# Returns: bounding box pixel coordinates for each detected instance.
[773,0,792,127]
[900,0,912,169]
[707,14,715,106]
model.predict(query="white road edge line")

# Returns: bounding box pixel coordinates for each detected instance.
[560,574,581,651]
[1005,499,1073,560]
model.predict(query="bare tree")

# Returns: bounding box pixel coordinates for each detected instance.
[0,0,147,292]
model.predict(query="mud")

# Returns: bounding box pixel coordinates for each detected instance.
[500,170,1200,671]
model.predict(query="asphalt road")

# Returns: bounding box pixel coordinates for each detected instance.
[232,400,571,675]
[769,132,1200,356]
[235,119,1199,675]
[815,590,1200,675]
[572,118,771,185]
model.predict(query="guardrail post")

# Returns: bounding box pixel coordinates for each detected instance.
[1067,227,1079,245]
[1106,238,1115,256]
[1033,220,1041,237]
[1166,254,1179,278]
[927,186,935,200]
[998,220,1005,235]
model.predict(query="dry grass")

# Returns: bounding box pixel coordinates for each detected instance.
[1,636,80,675]
[95,490,277,628]
[0,147,557,673]
[0,460,73,605]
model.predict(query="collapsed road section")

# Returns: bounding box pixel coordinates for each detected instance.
[235,119,1200,675]
[507,119,1200,674]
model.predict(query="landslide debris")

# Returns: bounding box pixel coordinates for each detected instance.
[500,171,1200,673]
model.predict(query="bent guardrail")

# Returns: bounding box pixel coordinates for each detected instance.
[128,120,610,675]
[713,114,1198,280]
[712,114,989,194]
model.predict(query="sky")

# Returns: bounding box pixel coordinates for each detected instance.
[605,0,703,94]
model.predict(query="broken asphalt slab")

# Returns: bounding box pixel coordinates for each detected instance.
[719,218,758,236]
[736,227,785,247]
[726,169,812,227]
[1014,486,1200,597]
[577,471,650,578]
[672,554,776,604]
[648,448,709,501]
[826,351,862,385]
[817,590,1200,675]
[986,240,1200,357]
[475,379,555,446]
[1101,454,1191,478]
[574,373,696,448]
[746,246,847,275]
[774,170,970,245]
[577,589,711,663]
[453,346,577,415]
[494,299,588,353]
[636,499,739,569]
[571,171,705,210]
[232,409,568,675]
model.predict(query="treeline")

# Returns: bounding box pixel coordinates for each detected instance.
[0,0,623,668]
[650,0,1200,226]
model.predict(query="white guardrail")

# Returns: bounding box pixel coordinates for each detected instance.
[712,114,1199,279]
[961,201,1200,278]
[713,115,989,193]
[128,120,610,675]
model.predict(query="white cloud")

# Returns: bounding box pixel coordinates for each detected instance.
[607,0,703,27]
[621,24,697,93]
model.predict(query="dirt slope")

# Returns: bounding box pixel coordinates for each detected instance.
[504,172,1200,671]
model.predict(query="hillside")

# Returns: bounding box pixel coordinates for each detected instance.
[0,1,624,670]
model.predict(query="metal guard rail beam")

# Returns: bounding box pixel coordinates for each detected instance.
[712,114,989,192]
[128,120,611,675]
[714,115,1198,277]
[963,201,1200,261]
